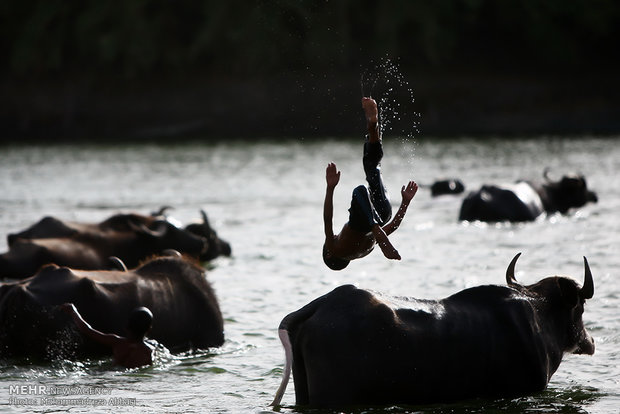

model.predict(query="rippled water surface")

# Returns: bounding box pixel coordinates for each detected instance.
[0,136,618,413]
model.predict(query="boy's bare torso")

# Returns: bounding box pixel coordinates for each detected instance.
[327,223,376,261]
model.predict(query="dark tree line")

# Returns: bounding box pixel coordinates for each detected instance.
[3,0,619,80]
[2,1,619,140]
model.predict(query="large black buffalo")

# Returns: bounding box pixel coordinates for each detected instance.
[459,171,597,222]
[271,253,595,407]
[0,209,231,279]
[0,254,224,359]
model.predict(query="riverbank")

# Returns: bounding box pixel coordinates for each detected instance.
[2,71,619,142]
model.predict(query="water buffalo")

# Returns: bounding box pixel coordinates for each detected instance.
[0,209,231,279]
[6,207,171,247]
[271,253,595,407]
[459,171,597,222]
[0,219,207,280]
[430,179,465,197]
[0,254,224,360]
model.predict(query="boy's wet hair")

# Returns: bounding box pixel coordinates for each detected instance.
[322,244,350,271]
[127,307,153,338]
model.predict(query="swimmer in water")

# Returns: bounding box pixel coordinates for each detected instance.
[60,303,154,368]
[323,97,418,270]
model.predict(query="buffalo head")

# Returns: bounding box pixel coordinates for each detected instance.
[132,219,208,257]
[430,179,465,197]
[506,252,595,355]
[185,211,232,261]
[543,171,598,214]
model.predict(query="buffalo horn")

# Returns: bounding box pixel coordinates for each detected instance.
[543,167,552,182]
[162,249,182,257]
[108,256,128,272]
[152,205,173,217]
[130,220,167,237]
[200,210,212,229]
[506,252,522,286]
[580,256,594,300]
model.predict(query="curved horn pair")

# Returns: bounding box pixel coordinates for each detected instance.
[505,253,594,299]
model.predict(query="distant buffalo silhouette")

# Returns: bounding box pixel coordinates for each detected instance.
[430,179,465,197]
[1,208,231,279]
[459,171,597,222]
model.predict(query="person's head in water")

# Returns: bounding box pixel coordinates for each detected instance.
[322,244,350,271]
[126,307,153,340]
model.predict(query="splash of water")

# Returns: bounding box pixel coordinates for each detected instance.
[361,57,420,169]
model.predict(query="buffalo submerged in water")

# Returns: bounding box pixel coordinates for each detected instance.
[0,253,224,360]
[271,253,595,407]
[0,209,231,280]
[459,171,598,222]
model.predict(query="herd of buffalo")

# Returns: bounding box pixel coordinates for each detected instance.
[0,169,599,408]
[0,209,230,359]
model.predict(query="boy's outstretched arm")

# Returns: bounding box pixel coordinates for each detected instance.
[60,303,122,348]
[383,180,418,236]
[323,163,340,239]
[372,224,401,260]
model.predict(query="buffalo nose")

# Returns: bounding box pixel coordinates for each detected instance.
[588,191,598,203]
[221,241,232,257]
[575,335,595,355]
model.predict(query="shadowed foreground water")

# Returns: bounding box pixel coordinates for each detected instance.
[0,136,618,413]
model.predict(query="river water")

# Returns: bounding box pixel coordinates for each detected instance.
[0,136,618,413]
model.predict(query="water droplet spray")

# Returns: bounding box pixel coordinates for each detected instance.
[360,57,419,171]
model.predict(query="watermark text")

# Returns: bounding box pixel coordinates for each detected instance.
[7,384,136,407]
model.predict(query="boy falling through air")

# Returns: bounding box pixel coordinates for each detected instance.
[323,97,417,270]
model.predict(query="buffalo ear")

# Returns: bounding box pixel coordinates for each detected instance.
[557,278,580,308]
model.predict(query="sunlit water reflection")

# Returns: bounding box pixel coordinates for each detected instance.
[0,136,618,413]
